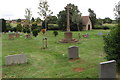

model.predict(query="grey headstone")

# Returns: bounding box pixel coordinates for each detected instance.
[99,60,116,79]
[5,54,27,65]
[68,46,79,59]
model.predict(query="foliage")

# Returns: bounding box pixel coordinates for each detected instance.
[103,17,112,24]
[31,17,35,23]
[36,17,42,24]
[16,23,22,32]
[24,8,32,22]
[47,16,58,24]
[53,31,58,37]
[57,3,82,31]
[48,24,59,30]
[103,24,120,66]
[114,1,120,23]
[88,8,97,28]
[17,19,21,23]
[32,29,39,37]
[38,0,53,29]
[6,23,12,32]
[1,19,6,32]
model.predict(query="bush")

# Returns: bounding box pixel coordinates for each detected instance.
[103,26,110,30]
[53,31,58,37]
[16,23,22,32]
[103,24,120,66]
[48,24,59,30]
[94,25,103,29]
[32,29,39,37]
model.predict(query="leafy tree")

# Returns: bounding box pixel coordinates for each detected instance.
[103,17,112,24]
[57,3,82,31]
[88,8,97,29]
[31,22,38,31]
[24,8,32,23]
[38,0,53,30]
[31,17,35,23]
[72,11,82,31]
[36,17,42,24]
[16,23,22,32]
[103,1,120,66]
[47,16,58,24]
[17,19,21,23]
[114,1,120,23]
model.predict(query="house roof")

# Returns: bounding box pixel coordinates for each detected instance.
[81,16,90,25]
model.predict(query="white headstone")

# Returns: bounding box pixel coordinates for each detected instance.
[99,60,117,79]
[5,54,27,65]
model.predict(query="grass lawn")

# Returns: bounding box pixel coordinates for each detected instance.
[2,30,120,78]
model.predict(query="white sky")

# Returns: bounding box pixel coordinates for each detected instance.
[0,0,119,20]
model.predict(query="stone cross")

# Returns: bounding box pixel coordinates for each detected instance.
[99,60,116,79]
[65,4,71,32]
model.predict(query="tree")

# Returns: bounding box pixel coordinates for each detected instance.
[17,19,21,23]
[72,11,82,31]
[103,1,120,66]
[57,3,82,31]
[103,17,112,24]
[16,23,22,32]
[36,17,42,24]
[31,17,35,23]
[24,8,32,23]
[38,0,53,30]
[88,8,96,28]
[47,16,58,24]
[114,1,120,23]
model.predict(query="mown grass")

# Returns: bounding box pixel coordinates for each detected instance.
[2,30,120,78]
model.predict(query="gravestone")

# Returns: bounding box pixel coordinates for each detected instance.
[5,54,27,65]
[68,46,79,59]
[42,37,48,49]
[26,34,32,39]
[16,32,20,38]
[8,33,14,40]
[99,60,116,79]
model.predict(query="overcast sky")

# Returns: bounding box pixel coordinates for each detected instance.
[0,0,119,20]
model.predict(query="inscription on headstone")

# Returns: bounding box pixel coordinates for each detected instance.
[5,54,27,65]
[99,60,116,79]
[68,46,79,59]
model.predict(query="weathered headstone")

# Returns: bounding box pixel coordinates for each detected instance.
[26,34,32,39]
[16,32,20,38]
[68,46,79,59]
[42,37,48,49]
[8,33,14,40]
[99,60,116,79]
[5,54,27,65]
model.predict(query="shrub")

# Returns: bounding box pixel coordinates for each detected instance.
[48,24,59,30]
[103,24,120,66]
[103,26,110,30]
[32,29,39,37]
[53,31,58,37]
[16,23,22,32]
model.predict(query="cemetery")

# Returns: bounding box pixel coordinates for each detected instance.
[1,0,120,79]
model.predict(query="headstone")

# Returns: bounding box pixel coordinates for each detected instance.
[16,32,20,38]
[68,46,79,59]
[42,37,48,49]
[26,34,32,39]
[5,54,27,65]
[99,60,116,79]
[8,33,14,40]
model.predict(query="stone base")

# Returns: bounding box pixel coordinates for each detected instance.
[59,32,79,43]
